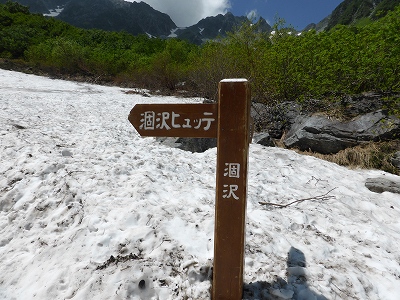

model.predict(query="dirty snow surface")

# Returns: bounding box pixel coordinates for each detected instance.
[1,69,400,300]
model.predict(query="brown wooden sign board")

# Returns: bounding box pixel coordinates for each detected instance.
[128,80,250,300]
[128,103,218,138]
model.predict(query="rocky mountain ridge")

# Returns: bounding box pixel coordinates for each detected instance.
[3,0,399,39]
[56,0,176,37]
[307,0,400,31]
[0,0,65,14]
[173,13,271,45]
[0,0,271,43]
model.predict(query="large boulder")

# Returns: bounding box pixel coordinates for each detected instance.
[176,137,217,153]
[365,177,400,194]
[253,132,275,147]
[339,92,385,119]
[251,101,302,138]
[284,110,400,154]
[155,137,217,153]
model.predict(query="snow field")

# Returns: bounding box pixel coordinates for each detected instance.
[0,69,399,299]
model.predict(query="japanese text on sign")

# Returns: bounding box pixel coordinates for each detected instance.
[140,111,215,131]
[222,162,241,200]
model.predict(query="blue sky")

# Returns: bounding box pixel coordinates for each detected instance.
[130,0,344,28]
[229,0,344,30]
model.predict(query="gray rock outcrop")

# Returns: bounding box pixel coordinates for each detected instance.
[365,177,400,194]
[284,110,400,154]
[176,137,217,153]
[251,101,301,139]
[156,137,217,153]
[253,133,275,147]
[158,94,399,155]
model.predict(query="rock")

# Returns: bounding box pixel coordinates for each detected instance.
[283,115,356,154]
[177,138,217,153]
[340,92,385,119]
[252,92,399,141]
[156,137,181,148]
[284,110,400,154]
[365,177,400,194]
[251,101,302,139]
[391,152,400,170]
[12,124,27,130]
[253,133,275,147]
[61,149,73,156]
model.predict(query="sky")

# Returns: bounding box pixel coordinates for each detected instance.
[1,69,400,299]
[129,0,344,29]
[230,0,344,30]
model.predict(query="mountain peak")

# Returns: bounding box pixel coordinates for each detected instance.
[174,13,272,45]
[325,0,400,30]
[55,0,176,36]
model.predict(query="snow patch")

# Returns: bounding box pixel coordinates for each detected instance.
[0,69,400,299]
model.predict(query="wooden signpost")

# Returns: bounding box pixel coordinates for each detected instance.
[128,103,218,138]
[128,79,251,300]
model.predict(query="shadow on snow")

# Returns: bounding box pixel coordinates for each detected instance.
[243,247,328,300]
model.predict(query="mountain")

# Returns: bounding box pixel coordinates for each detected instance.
[173,13,272,45]
[55,0,176,37]
[303,15,331,32]
[0,0,175,36]
[0,0,67,14]
[306,0,400,31]
[326,0,400,30]
[1,0,271,43]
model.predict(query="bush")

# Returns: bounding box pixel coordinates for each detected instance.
[302,141,400,175]
[1,2,399,104]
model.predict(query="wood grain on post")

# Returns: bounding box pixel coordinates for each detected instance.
[213,79,251,299]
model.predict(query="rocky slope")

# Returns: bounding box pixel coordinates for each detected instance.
[0,0,271,42]
[56,0,176,37]
[307,0,400,31]
[174,13,271,45]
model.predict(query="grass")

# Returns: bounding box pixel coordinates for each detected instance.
[297,141,400,175]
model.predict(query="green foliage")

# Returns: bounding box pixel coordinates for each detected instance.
[191,20,272,101]
[371,0,400,19]
[26,37,90,72]
[2,0,29,14]
[190,40,232,99]
[189,6,398,105]
[0,25,32,57]
[0,2,399,105]
[354,17,373,27]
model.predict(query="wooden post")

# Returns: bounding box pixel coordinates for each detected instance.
[128,79,251,299]
[213,79,251,299]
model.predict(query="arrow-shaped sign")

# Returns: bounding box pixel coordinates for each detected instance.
[128,103,218,138]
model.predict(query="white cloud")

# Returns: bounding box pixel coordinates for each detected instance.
[246,9,258,20]
[127,0,231,27]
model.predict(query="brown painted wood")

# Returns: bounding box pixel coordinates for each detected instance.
[128,81,251,299]
[213,79,251,299]
[128,103,218,138]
